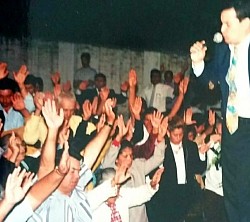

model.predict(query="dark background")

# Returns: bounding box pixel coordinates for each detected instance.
[0,0,226,54]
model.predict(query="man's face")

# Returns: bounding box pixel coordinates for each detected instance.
[58,157,80,195]
[116,147,133,169]
[25,84,35,96]
[221,7,250,45]
[59,98,76,121]
[169,128,184,145]
[95,77,106,90]
[150,73,161,85]
[0,89,13,111]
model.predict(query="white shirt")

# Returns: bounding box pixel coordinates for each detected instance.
[170,142,186,184]
[141,83,174,113]
[205,141,223,196]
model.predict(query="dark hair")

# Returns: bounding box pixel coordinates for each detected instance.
[168,115,185,132]
[223,1,250,20]
[0,78,19,92]
[81,52,91,62]
[141,107,157,120]
[116,140,133,160]
[24,74,37,86]
[94,73,106,82]
[164,70,174,79]
[150,69,161,78]
[36,77,44,91]
[96,168,115,186]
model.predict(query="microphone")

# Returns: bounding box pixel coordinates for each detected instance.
[213,32,223,43]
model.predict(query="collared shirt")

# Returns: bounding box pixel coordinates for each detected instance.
[170,142,186,184]
[1,106,24,131]
[28,163,93,222]
[141,83,174,113]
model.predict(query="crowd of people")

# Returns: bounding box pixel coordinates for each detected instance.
[0,1,250,222]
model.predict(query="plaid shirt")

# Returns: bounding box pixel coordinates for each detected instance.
[110,203,122,222]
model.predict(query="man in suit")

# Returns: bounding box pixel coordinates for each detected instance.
[76,73,127,110]
[147,115,206,222]
[190,1,250,221]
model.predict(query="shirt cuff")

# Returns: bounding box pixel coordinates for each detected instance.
[192,61,205,77]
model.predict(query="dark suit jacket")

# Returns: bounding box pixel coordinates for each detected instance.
[76,88,127,107]
[195,42,250,119]
[147,139,206,221]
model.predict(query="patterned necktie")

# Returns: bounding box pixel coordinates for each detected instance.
[110,203,122,222]
[226,46,238,134]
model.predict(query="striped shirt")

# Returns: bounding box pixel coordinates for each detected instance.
[28,163,93,222]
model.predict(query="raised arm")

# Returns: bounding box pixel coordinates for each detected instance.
[38,99,64,179]
[83,98,115,169]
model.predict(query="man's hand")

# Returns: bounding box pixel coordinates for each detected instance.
[79,80,89,91]
[12,92,25,111]
[190,40,207,65]
[151,111,163,133]
[184,108,196,125]
[130,97,142,120]
[51,72,60,85]
[4,167,34,205]
[104,98,115,124]
[62,80,72,92]
[42,99,64,129]
[57,141,70,175]
[82,100,92,121]
[13,65,29,86]
[34,92,45,111]
[115,115,129,142]
[158,116,168,142]
[113,165,131,186]
[99,87,110,101]
[128,69,137,88]
[0,62,9,79]
[150,167,164,189]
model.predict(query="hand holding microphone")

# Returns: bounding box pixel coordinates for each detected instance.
[190,32,223,65]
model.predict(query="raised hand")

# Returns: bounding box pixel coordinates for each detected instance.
[12,92,25,111]
[4,167,34,205]
[53,84,62,99]
[99,87,110,101]
[13,65,29,86]
[179,77,189,95]
[158,116,168,142]
[184,108,196,125]
[128,69,137,88]
[150,167,164,189]
[82,100,92,121]
[113,165,131,186]
[96,113,106,132]
[208,109,215,126]
[51,71,60,85]
[130,96,142,120]
[34,92,45,111]
[151,111,164,131]
[42,99,64,129]
[0,62,9,79]
[62,80,72,92]
[58,120,70,146]
[91,96,98,116]
[104,98,115,124]
[79,80,89,91]
[57,141,70,175]
[190,41,207,65]
[116,115,129,142]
